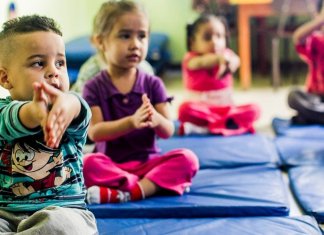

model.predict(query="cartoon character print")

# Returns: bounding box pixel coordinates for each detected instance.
[10,140,72,196]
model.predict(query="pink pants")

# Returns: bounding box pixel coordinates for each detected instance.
[83,149,199,195]
[178,101,260,136]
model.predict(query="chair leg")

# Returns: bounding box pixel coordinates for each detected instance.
[272,37,280,90]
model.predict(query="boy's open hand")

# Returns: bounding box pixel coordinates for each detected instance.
[31,82,50,131]
[39,82,79,148]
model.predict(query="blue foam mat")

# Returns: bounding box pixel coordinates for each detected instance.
[158,134,279,169]
[88,165,289,218]
[289,166,324,223]
[272,118,324,138]
[96,216,322,235]
[275,136,324,166]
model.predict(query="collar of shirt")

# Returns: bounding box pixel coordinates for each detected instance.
[98,69,146,100]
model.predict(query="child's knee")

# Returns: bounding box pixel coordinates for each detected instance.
[83,152,107,168]
[177,149,200,173]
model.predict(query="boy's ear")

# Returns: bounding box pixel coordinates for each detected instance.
[0,67,12,90]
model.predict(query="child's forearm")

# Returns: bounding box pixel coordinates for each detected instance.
[151,103,174,138]
[67,93,81,120]
[42,92,82,148]
[88,116,134,142]
[153,112,174,139]
[293,16,324,45]
[188,53,224,70]
[19,102,44,129]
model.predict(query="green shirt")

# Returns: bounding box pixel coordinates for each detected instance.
[0,94,91,212]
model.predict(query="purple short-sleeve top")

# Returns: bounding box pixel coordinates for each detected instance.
[83,69,171,163]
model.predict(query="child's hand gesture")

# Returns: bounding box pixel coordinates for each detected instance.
[141,94,162,128]
[218,51,240,78]
[131,94,153,129]
[39,82,80,148]
[217,59,229,78]
[30,82,51,130]
[142,93,175,138]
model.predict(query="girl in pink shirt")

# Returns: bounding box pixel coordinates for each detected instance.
[179,14,260,136]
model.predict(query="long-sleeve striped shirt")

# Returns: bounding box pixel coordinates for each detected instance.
[0,94,91,212]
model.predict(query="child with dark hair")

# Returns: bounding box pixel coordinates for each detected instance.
[178,14,260,136]
[0,15,97,234]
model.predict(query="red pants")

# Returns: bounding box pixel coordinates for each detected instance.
[83,149,199,195]
[178,101,260,136]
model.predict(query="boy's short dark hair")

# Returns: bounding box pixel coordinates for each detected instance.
[0,15,62,65]
[0,14,62,40]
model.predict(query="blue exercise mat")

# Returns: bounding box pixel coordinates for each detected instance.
[88,165,289,218]
[157,134,280,169]
[275,136,324,167]
[272,118,324,138]
[289,166,324,223]
[96,216,322,235]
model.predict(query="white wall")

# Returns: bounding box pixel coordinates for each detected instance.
[0,0,11,25]
[0,0,197,63]
[0,0,105,42]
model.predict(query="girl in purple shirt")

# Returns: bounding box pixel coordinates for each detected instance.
[82,1,199,204]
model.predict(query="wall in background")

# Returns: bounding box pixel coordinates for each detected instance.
[140,0,198,63]
[0,0,96,41]
[0,1,302,66]
[0,0,198,64]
